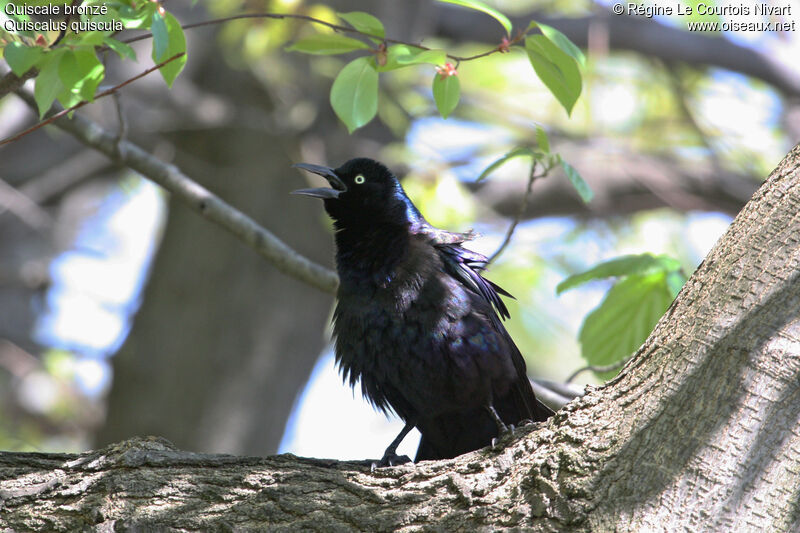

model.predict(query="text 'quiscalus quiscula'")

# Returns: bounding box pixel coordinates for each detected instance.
[293,158,553,465]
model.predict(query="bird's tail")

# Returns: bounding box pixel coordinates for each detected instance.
[414,407,497,461]
[414,379,553,462]
[512,378,554,423]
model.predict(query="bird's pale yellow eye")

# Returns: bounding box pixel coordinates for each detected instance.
[354,174,365,184]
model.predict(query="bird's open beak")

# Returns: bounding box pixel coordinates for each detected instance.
[291,163,347,199]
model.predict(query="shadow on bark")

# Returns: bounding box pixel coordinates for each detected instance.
[595,255,800,521]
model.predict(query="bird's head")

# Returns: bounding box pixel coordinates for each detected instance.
[292,158,424,229]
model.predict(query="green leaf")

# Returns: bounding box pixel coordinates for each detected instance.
[104,37,137,60]
[56,84,83,111]
[34,51,64,118]
[75,32,106,47]
[556,254,682,294]
[437,0,512,36]
[666,270,686,298]
[535,126,550,153]
[58,50,104,103]
[337,11,385,39]
[525,35,582,115]
[477,146,535,182]
[560,159,592,203]
[3,42,44,76]
[527,21,586,66]
[330,56,379,133]
[287,33,371,55]
[379,45,448,72]
[432,72,460,119]
[151,11,168,61]
[380,46,440,71]
[151,12,187,87]
[578,272,674,375]
[378,45,408,71]
[57,52,87,99]
[119,2,155,29]
[398,49,447,65]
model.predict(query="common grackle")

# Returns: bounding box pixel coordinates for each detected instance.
[293,158,553,464]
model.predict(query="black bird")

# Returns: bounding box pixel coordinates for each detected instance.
[293,158,553,464]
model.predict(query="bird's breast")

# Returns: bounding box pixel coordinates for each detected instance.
[332,265,512,417]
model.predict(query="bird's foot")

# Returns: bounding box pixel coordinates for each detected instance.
[490,424,516,450]
[370,452,412,471]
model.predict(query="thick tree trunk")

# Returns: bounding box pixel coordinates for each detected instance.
[1,144,798,531]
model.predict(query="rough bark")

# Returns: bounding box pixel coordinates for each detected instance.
[1,144,798,531]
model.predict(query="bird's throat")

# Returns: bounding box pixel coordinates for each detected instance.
[334,222,409,290]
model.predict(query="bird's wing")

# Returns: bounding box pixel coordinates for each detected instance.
[430,231,554,427]
[431,236,513,321]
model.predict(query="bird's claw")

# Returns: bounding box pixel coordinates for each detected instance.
[490,423,517,451]
[371,452,412,471]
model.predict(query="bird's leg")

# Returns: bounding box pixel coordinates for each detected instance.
[486,403,515,449]
[486,404,508,434]
[371,422,414,470]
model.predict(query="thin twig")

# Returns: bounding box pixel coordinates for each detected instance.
[565,357,631,383]
[9,150,109,207]
[4,9,537,104]
[487,160,541,265]
[0,52,184,147]
[119,12,525,63]
[112,91,128,159]
[0,176,52,230]
[51,0,82,46]
[530,378,585,411]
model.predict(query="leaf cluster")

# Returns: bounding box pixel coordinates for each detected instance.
[558,254,687,377]
[1,0,187,118]
[477,127,593,204]
[286,1,585,132]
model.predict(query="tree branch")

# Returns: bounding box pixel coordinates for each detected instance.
[531,378,585,410]
[0,177,52,230]
[13,90,339,294]
[0,69,37,100]
[1,149,109,210]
